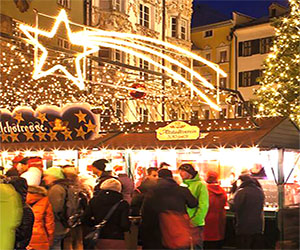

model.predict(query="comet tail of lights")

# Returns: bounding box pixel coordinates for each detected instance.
[18,9,228,111]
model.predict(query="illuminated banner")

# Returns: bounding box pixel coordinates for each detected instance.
[0,103,99,143]
[156,121,200,141]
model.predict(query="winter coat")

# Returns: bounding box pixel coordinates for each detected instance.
[8,177,35,250]
[82,190,130,240]
[203,184,227,241]
[15,204,34,250]
[230,176,265,235]
[141,178,198,249]
[93,174,118,196]
[118,173,134,204]
[130,178,156,216]
[182,174,209,227]
[47,179,71,236]
[0,182,23,250]
[26,186,55,250]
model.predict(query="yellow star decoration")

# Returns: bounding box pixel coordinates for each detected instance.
[48,129,58,141]
[19,9,99,90]
[10,132,19,142]
[62,129,73,140]
[23,130,35,141]
[75,126,87,139]
[1,133,10,142]
[75,110,87,123]
[36,130,47,141]
[37,112,48,123]
[14,112,24,123]
[85,119,97,133]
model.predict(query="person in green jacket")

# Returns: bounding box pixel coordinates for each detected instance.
[179,163,209,250]
[0,179,23,250]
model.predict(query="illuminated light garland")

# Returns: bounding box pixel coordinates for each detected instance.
[17,9,226,111]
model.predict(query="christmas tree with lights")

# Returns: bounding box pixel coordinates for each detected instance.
[255,0,300,126]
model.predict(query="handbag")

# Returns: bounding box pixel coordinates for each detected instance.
[159,210,200,249]
[84,200,123,249]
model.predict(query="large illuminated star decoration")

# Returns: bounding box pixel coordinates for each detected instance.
[19,9,99,90]
[19,9,228,111]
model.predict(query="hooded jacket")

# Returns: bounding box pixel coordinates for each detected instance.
[182,174,209,227]
[203,184,227,241]
[230,176,265,235]
[47,179,71,236]
[0,182,23,250]
[26,186,55,250]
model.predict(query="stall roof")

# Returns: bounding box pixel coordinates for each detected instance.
[1,117,299,151]
[96,117,299,150]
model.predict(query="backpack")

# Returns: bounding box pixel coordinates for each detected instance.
[60,183,89,228]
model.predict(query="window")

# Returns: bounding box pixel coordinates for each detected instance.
[58,38,70,50]
[239,70,261,87]
[239,39,260,56]
[57,0,70,8]
[219,77,227,88]
[219,108,226,119]
[271,8,276,17]
[115,0,121,11]
[243,41,251,56]
[191,110,199,121]
[205,53,211,61]
[139,59,149,80]
[139,107,149,122]
[240,71,251,87]
[204,30,213,38]
[171,64,178,86]
[171,17,177,37]
[181,113,186,120]
[115,49,121,62]
[98,47,111,65]
[115,101,123,119]
[261,37,273,54]
[204,110,210,120]
[220,51,227,63]
[139,4,150,28]
[180,20,187,40]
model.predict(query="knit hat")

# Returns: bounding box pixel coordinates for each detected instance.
[100,178,122,193]
[178,164,198,178]
[27,157,43,170]
[206,171,218,184]
[21,167,42,186]
[92,159,109,171]
[158,169,173,179]
[44,167,65,180]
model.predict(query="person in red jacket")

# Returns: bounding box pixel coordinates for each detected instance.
[26,185,55,250]
[203,171,227,249]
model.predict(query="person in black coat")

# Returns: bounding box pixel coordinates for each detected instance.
[82,178,130,249]
[9,176,35,250]
[229,174,265,249]
[141,169,198,249]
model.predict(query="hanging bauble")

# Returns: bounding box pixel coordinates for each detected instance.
[129,83,146,99]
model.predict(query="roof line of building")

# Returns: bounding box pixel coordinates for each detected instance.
[192,19,233,32]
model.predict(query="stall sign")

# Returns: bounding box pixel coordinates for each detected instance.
[156,121,200,141]
[0,103,99,143]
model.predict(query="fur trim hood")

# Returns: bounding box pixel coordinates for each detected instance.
[28,185,47,196]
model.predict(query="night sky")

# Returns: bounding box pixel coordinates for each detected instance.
[193,0,289,18]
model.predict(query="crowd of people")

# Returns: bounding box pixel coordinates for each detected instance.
[0,156,267,250]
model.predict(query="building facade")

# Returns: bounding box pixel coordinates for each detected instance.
[191,2,288,119]
[233,3,288,116]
